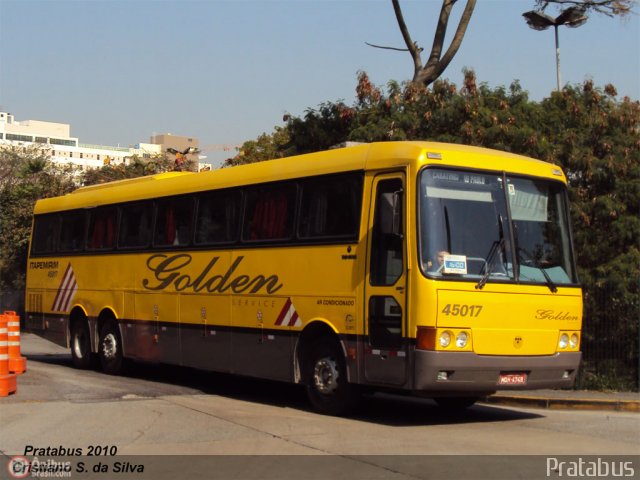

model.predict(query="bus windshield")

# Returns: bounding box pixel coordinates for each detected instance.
[419,168,577,286]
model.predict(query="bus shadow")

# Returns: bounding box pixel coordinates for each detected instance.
[124,361,312,410]
[26,352,73,365]
[118,361,545,426]
[28,353,542,426]
[352,393,543,426]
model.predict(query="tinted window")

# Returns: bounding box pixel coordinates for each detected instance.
[507,177,576,284]
[195,190,240,245]
[31,215,59,254]
[243,183,296,241]
[369,296,403,348]
[299,174,362,239]
[370,178,404,286]
[420,169,512,279]
[87,207,118,250]
[119,202,153,248]
[154,197,194,247]
[419,168,576,286]
[59,211,86,252]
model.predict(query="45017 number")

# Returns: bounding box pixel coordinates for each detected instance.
[441,304,483,317]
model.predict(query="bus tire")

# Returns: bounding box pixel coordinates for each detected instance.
[98,320,124,375]
[305,338,360,416]
[70,319,94,369]
[434,396,480,411]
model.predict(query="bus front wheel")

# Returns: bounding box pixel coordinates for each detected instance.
[98,321,124,375]
[305,338,360,416]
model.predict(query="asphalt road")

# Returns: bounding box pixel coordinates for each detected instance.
[1,334,638,479]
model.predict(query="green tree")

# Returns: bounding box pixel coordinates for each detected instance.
[0,146,76,292]
[0,149,181,297]
[224,127,290,167]
[538,82,640,388]
[80,154,177,186]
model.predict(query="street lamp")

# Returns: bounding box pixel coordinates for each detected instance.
[523,6,588,91]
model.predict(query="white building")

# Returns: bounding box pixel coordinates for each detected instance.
[0,111,200,171]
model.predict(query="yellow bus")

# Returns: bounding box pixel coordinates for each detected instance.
[25,141,582,414]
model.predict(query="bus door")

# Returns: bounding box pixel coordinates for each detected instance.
[364,173,408,386]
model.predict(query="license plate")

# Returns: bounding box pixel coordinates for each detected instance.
[498,373,527,385]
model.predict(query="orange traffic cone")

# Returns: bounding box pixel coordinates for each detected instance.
[4,311,26,375]
[0,314,17,396]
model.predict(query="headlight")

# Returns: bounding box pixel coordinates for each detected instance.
[439,331,451,348]
[559,333,569,349]
[570,333,579,349]
[456,331,468,348]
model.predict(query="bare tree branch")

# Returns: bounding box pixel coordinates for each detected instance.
[365,42,412,52]
[391,0,424,79]
[388,0,477,86]
[426,0,456,69]
[380,0,638,85]
[388,0,476,85]
[383,0,631,88]
[417,0,476,85]
[536,0,636,17]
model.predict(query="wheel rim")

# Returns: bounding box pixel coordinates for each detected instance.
[313,356,340,394]
[101,332,118,360]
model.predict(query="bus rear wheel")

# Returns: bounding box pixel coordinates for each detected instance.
[98,320,124,375]
[70,319,94,369]
[305,338,360,416]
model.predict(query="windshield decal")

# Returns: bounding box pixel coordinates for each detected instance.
[443,255,468,275]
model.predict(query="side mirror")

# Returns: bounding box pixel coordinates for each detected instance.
[379,189,403,236]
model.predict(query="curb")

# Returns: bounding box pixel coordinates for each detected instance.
[481,394,640,413]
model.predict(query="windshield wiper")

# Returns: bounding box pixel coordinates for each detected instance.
[517,246,558,293]
[475,215,505,290]
[444,205,452,253]
[512,224,558,293]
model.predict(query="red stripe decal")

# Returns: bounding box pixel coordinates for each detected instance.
[52,263,72,311]
[288,311,299,327]
[275,298,292,326]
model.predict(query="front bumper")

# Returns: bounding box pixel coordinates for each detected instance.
[414,350,581,392]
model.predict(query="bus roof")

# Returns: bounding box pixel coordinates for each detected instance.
[34,141,566,214]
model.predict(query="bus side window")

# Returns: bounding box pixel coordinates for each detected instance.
[243,184,296,241]
[59,211,86,253]
[87,207,117,250]
[370,179,404,286]
[298,173,362,239]
[119,202,152,248]
[154,197,194,247]
[195,190,239,245]
[31,215,60,255]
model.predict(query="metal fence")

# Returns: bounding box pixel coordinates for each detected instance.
[576,288,639,391]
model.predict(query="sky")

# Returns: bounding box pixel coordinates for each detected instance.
[1,0,638,166]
